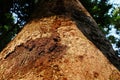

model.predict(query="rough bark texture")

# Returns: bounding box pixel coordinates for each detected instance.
[0,0,120,80]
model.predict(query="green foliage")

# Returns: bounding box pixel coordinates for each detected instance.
[108,35,116,43]
[80,0,112,28]
[0,0,35,51]
[111,7,120,28]
[110,7,120,54]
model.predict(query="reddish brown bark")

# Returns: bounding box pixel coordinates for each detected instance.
[0,0,120,80]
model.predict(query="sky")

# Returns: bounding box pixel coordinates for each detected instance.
[107,0,120,57]
[109,0,120,7]
[106,0,120,40]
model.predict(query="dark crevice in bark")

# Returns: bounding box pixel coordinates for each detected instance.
[29,0,120,71]
[1,33,67,79]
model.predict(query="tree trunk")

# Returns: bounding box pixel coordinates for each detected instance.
[0,0,120,80]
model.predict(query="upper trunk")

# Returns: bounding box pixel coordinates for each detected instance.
[31,0,120,70]
[0,0,120,80]
[31,0,91,19]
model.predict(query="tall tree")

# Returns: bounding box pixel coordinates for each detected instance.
[0,0,120,79]
[1,0,120,55]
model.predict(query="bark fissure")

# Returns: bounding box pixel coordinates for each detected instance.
[0,33,67,79]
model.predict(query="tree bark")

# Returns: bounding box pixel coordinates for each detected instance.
[0,0,120,80]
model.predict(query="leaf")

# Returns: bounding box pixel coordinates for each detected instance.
[3,25,9,31]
